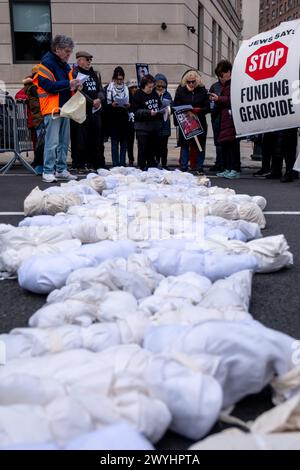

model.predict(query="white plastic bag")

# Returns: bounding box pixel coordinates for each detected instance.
[52,91,86,124]
[293,152,300,172]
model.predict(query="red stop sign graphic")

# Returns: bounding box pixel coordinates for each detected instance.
[245,41,288,81]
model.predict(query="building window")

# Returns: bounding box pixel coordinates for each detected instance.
[218,25,222,62]
[228,37,235,64]
[212,20,217,76]
[10,0,52,63]
[198,3,204,71]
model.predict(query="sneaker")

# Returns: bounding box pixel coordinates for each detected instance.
[216,170,230,177]
[224,170,240,179]
[42,173,57,183]
[55,170,78,181]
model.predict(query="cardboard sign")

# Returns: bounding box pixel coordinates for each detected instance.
[174,107,204,140]
[136,63,150,87]
[231,20,300,137]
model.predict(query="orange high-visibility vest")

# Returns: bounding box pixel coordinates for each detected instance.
[33,64,73,116]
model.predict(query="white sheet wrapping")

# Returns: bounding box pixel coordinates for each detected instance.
[64,254,163,299]
[18,240,136,293]
[143,234,292,278]
[0,422,154,450]
[60,175,106,194]
[144,320,295,408]
[0,344,226,443]
[0,239,82,274]
[147,248,258,280]
[0,349,171,444]
[189,429,300,450]
[1,169,296,446]
[94,344,223,440]
[28,289,141,328]
[251,393,300,434]
[1,313,151,359]
[24,187,82,216]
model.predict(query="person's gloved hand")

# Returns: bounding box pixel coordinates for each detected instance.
[193,107,201,114]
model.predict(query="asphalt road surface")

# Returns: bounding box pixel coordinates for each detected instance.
[0,167,300,449]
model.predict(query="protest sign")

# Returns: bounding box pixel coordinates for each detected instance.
[231,20,300,137]
[174,106,204,140]
[136,63,150,87]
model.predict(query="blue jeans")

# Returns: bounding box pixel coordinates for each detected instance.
[111,138,127,167]
[180,145,205,170]
[43,115,70,174]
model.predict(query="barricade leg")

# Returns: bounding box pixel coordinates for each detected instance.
[0,152,37,174]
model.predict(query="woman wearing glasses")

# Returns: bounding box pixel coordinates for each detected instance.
[173,69,210,173]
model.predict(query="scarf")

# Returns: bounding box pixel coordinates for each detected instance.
[106,81,129,104]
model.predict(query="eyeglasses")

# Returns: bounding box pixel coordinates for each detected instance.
[186,80,196,85]
[156,85,166,89]
[86,58,92,61]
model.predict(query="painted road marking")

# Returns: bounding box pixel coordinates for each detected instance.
[264,211,300,215]
[0,212,24,215]
[1,211,300,216]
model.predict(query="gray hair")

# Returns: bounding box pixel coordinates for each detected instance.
[51,35,74,52]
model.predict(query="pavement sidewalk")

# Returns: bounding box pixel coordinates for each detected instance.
[0,137,260,171]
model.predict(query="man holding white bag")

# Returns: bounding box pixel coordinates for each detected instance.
[36,35,80,183]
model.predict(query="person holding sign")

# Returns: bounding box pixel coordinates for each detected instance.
[173,70,210,173]
[209,60,241,179]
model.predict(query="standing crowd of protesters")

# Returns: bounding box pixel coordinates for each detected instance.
[15,35,298,182]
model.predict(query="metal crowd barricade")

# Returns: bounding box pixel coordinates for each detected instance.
[0,92,36,174]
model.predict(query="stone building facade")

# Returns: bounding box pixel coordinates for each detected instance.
[0,0,242,93]
[259,0,300,32]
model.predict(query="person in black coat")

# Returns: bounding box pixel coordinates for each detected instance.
[132,74,163,171]
[106,66,130,167]
[154,73,172,170]
[126,78,139,166]
[71,51,106,172]
[173,69,210,173]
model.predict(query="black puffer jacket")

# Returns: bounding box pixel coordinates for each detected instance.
[132,89,163,135]
[173,85,210,145]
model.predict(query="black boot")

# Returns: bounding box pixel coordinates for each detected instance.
[265,172,282,179]
[253,169,270,177]
[280,172,294,183]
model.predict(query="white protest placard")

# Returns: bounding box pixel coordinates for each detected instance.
[231,20,300,137]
